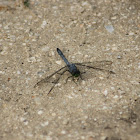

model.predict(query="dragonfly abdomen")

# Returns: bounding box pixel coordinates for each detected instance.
[57,48,70,66]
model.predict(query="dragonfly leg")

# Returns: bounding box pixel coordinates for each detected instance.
[106,70,115,79]
[57,70,69,75]
[48,69,68,94]
[65,71,86,84]
[34,66,67,88]
[72,77,78,85]
[80,72,86,80]
[65,75,73,84]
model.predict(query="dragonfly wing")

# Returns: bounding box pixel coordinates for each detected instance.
[34,66,68,87]
[75,61,114,74]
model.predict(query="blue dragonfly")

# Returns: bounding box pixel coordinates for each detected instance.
[34,48,115,94]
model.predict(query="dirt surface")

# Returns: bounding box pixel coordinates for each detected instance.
[0,0,140,140]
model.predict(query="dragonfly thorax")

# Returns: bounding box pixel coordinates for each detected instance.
[68,64,80,77]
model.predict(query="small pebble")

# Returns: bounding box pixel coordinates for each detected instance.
[82,80,86,85]
[111,16,117,20]
[42,46,49,52]
[41,20,47,28]
[61,130,66,134]
[82,1,89,6]
[17,71,21,74]
[51,51,55,56]
[81,136,85,139]
[111,87,115,90]
[0,71,5,74]
[24,120,28,125]
[99,77,104,80]
[63,120,69,125]
[52,113,56,116]
[112,47,118,51]
[27,57,36,62]
[38,110,43,115]
[113,95,118,99]
[41,121,49,127]
[94,118,97,121]
[117,55,122,59]
[45,136,52,140]
[103,106,107,109]
[22,43,26,46]
[56,60,62,65]
[129,32,134,35]
[25,71,29,74]
[105,25,114,33]
[138,63,140,69]
[103,90,108,96]
[20,117,26,122]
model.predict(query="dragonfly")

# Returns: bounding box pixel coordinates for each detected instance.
[34,48,115,94]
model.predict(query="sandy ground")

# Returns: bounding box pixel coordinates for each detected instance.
[0,0,140,140]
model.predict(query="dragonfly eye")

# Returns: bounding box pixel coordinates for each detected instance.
[73,71,80,77]
[74,74,80,77]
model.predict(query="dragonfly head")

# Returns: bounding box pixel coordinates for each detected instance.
[72,69,80,77]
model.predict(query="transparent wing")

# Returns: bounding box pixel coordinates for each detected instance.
[34,66,68,88]
[75,60,115,74]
